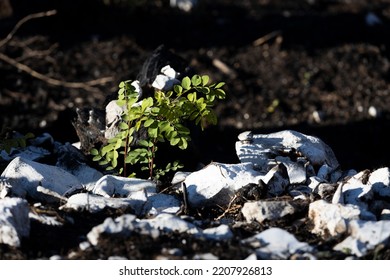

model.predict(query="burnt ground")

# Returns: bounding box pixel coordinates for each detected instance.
[1,0,390,259]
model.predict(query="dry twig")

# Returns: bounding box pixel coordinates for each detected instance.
[0,9,113,92]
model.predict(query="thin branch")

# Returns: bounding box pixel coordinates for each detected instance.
[0,52,113,92]
[0,10,57,49]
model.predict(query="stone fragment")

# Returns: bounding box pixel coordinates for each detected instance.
[262,163,290,196]
[0,157,83,203]
[334,220,390,257]
[308,200,375,237]
[87,214,138,246]
[369,167,390,198]
[55,142,103,191]
[184,162,263,207]
[241,200,298,223]
[202,224,233,241]
[235,130,339,175]
[242,227,313,259]
[143,193,181,216]
[0,197,30,247]
[87,213,201,246]
[91,175,156,198]
[61,193,136,214]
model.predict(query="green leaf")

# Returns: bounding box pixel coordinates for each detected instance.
[138,140,150,147]
[144,119,155,128]
[215,82,225,89]
[191,75,202,86]
[141,97,153,112]
[201,75,209,86]
[148,126,158,139]
[178,137,188,150]
[174,85,183,95]
[182,76,191,90]
[170,137,180,146]
[90,148,99,156]
[119,122,129,130]
[92,155,102,161]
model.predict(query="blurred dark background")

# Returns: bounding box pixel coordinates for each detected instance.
[1,0,390,171]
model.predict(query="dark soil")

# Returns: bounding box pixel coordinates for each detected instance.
[1,0,390,259]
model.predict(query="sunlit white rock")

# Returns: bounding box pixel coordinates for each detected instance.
[202,224,233,241]
[241,200,298,223]
[308,200,375,237]
[242,227,314,259]
[332,170,374,210]
[369,167,390,198]
[261,163,290,196]
[61,193,136,214]
[144,193,181,216]
[87,213,201,246]
[91,175,156,198]
[0,157,83,203]
[152,65,180,91]
[334,220,390,257]
[0,197,30,247]
[184,162,263,207]
[235,130,339,175]
[87,214,138,245]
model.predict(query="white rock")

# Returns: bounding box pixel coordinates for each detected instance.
[334,220,390,257]
[0,197,30,247]
[193,253,219,260]
[202,224,233,241]
[184,162,263,207]
[380,209,390,220]
[369,167,390,198]
[261,163,290,196]
[152,65,180,91]
[308,200,375,237]
[87,213,201,246]
[144,193,181,216]
[87,214,138,246]
[332,170,373,210]
[276,157,307,184]
[0,157,83,203]
[0,146,50,162]
[235,130,339,174]
[242,228,313,259]
[241,200,298,223]
[61,193,137,214]
[170,0,198,12]
[91,175,156,198]
[55,143,103,191]
[136,213,201,236]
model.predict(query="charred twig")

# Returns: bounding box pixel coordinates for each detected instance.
[0,52,113,92]
[0,9,114,92]
[252,30,282,47]
[0,10,57,48]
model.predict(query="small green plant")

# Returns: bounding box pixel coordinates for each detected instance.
[91,74,226,179]
[0,126,34,157]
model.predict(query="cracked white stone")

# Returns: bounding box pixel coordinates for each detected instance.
[334,220,390,257]
[0,197,30,247]
[0,157,83,203]
[308,200,375,237]
[241,200,298,223]
[87,213,201,246]
[236,130,339,176]
[184,162,263,207]
[242,227,314,259]
[91,175,156,198]
[61,193,136,214]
